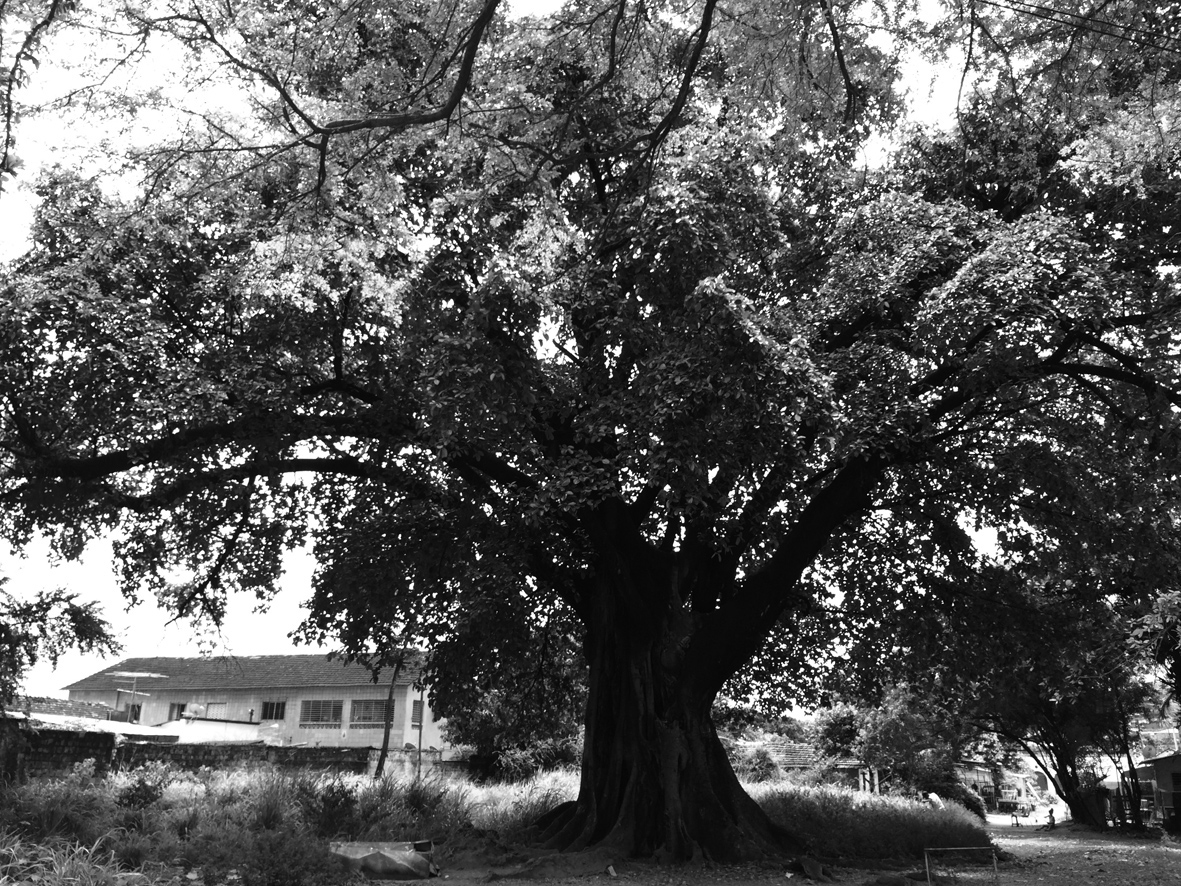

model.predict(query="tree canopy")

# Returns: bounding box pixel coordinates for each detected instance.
[1,0,1180,861]
[0,576,117,709]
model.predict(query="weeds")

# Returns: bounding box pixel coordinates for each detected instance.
[0,761,992,886]
[750,781,991,858]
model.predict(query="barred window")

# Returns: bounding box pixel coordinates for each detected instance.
[261,701,286,721]
[350,699,393,726]
[299,699,343,727]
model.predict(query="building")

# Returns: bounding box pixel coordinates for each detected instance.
[755,739,877,790]
[64,654,447,750]
[1136,751,1181,825]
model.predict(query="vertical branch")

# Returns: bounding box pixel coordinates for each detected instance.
[817,0,858,126]
[3,0,70,185]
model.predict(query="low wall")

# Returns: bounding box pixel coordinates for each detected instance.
[113,742,446,777]
[114,741,375,774]
[2,716,449,781]
[1,719,119,781]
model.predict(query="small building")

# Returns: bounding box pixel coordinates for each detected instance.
[1138,751,1181,825]
[956,759,997,810]
[64,654,447,751]
[758,739,876,790]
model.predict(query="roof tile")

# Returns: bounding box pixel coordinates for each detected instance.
[63,653,424,693]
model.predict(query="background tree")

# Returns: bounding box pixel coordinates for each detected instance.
[2,0,1181,860]
[0,575,117,709]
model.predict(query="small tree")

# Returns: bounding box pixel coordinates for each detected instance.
[0,576,117,709]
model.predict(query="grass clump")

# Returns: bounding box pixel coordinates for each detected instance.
[466,769,578,842]
[750,781,992,859]
[0,831,127,886]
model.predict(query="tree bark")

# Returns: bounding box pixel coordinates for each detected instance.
[374,654,405,779]
[539,550,805,861]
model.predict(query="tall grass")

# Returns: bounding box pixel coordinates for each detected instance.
[466,769,579,841]
[0,762,987,886]
[749,781,991,859]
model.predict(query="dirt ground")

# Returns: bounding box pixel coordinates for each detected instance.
[437,813,1181,886]
[967,813,1181,886]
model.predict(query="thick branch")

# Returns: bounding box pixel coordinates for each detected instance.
[319,0,501,135]
[692,453,888,694]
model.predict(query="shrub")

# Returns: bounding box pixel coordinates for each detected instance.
[750,781,991,859]
[299,776,361,839]
[238,825,352,886]
[469,736,581,782]
[115,761,174,810]
[3,760,117,845]
[929,780,987,820]
[732,747,781,783]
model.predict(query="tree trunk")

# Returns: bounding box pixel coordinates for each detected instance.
[374,655,404,779]
[539,559,805,861]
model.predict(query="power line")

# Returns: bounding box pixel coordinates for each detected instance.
[975,0,1181,58]
[1001,0,1181,48]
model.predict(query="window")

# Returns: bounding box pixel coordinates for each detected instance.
[127,703,141,724]
[299,699,343,727]
[411,699,424,727]
[168,703,187,721]
[350,700,393,728]
[261,701,286,721]
[205,702,227,720]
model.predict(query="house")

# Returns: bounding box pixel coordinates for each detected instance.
[757,739,877,790]
[64,654,448,750]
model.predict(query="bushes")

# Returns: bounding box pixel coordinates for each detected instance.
[751,782,992,859]
[467,736,581,782]
[731,746,781,783]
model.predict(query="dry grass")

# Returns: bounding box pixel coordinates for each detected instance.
[749,781,991,859]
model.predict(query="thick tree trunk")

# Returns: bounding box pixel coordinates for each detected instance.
[539,560,805,861]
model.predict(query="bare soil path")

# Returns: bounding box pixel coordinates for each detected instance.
[980,815,1181,886]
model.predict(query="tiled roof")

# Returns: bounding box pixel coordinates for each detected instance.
[63,653,425,693]
[760,739,862,770]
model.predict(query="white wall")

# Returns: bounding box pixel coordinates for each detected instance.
[68,683,447,750]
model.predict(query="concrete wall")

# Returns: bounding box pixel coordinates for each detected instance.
[1,716,449,782]
[113,741,445,777]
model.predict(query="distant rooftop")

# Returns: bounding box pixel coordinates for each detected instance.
[63,653,425,694]
[18,696,116,719]
[747,738,863,770]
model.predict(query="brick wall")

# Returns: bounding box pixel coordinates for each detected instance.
[0,719,119,781]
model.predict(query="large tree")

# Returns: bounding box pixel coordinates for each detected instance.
[2,0,1181,861]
